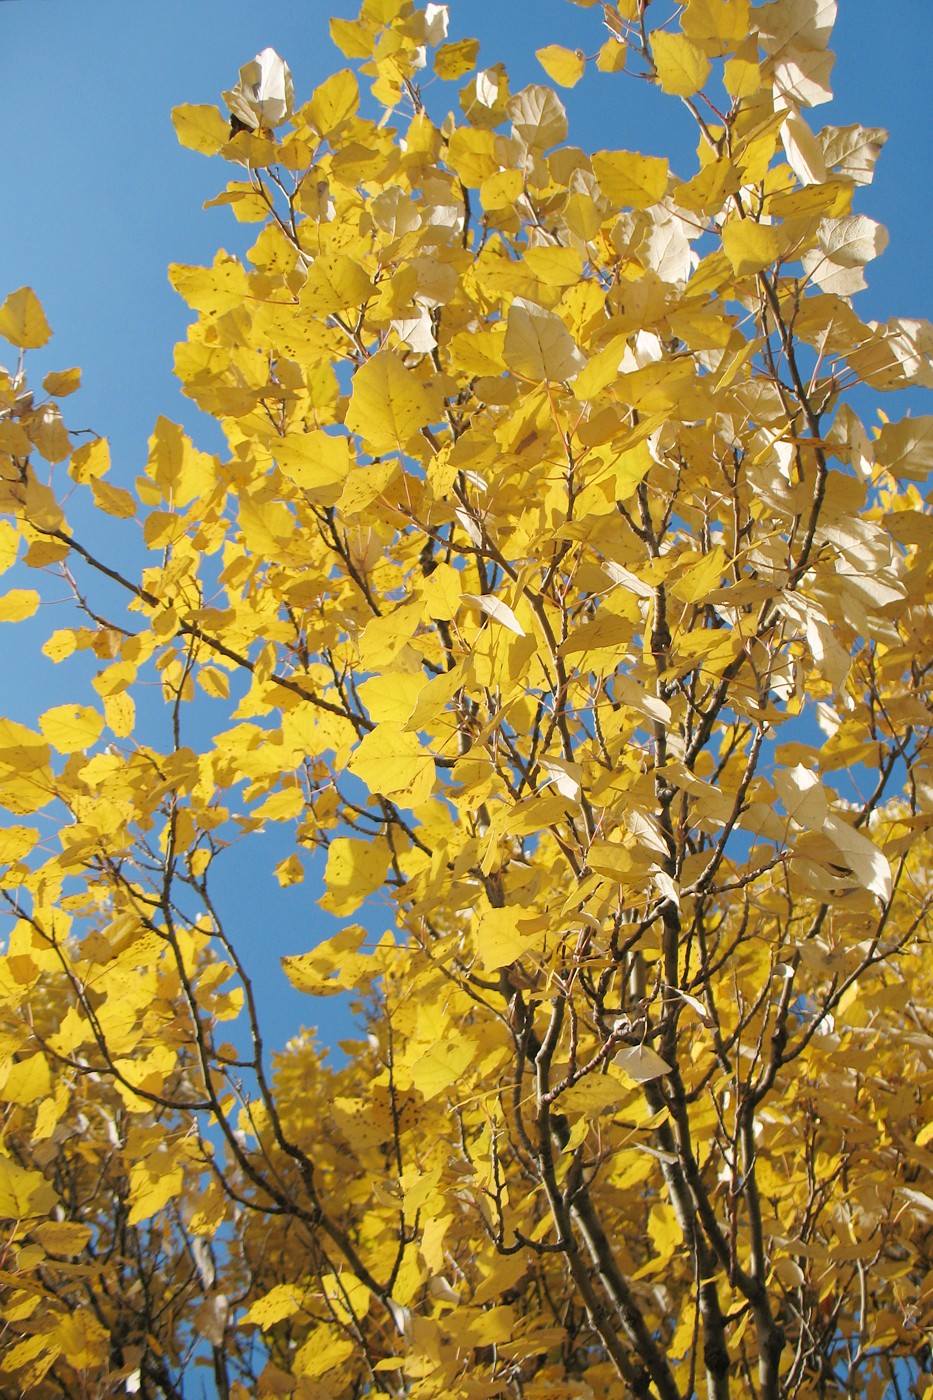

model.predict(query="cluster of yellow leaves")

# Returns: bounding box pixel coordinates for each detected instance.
[0,0,932,1395]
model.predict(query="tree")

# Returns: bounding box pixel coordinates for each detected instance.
[0,0,931,1395]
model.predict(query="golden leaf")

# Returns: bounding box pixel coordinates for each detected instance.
[536,45,586,89]
[344,350,440,455]
[652,30,711,96]
[0,288,51,349]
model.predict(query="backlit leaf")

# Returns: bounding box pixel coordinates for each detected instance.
[503,298,585,382]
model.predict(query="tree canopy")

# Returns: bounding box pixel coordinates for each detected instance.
[0,1,932,1396]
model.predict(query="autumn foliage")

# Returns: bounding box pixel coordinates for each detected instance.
[1,0,933,1395]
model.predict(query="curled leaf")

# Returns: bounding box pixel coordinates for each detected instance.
[223,48,294,130]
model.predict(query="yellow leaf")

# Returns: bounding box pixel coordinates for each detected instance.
[169,254,249,316]
[171,103,230,155]
[507,84,568,151]
[91,478,136,518]
[337,459,399,516]
[357,672,423,723]
[39,704,104,755]
[0,1153,57,1218]
[874,416,933,481]
[561,1076,628,1114]
[42,367,81,397]
[503,298,585,382]
[723,42,760,99]
[53,1308,109,1369]
[596,38,627,73]
[0,589,39,623]
[434,37,480,80]
[670,546,727,603]
[147,416,215,507]
[462,592,526,636]
[0,287,51,349]
[536,45,586,89]
[270,431,347,498]
[275,854,305,887]
[197,667,230,700]
[1,1054,51,1105]
[300,253,373,315]
[282,924,382,997]
[103,690,135,738]
[480,168,524,214]
[294,1327,355,1379]
[447,127,499,188]
[475,905,541,971]
[523,245,583,286]
[721,217,790,276]
[348,724,435,805]
[238,496,296,558]
[614,1044,673,1083]
[410,1037,474,1100]
[592,150,669,208]
[69,437,110,483]
[358,601,423,671]
[128,1150,183,1226]
[33,1220,92,1256]
[0,825,38,862]
[329,17,375,60]
[422,562,463,621]
[0,521,17,575]
[652,30,711,97]
[321,836,390,915]
[345,350,440,455]
[305,69,359,136]
[683,0,751,53]
[243,1283,307,1329]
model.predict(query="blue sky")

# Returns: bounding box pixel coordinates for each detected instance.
[1,0,931,1053]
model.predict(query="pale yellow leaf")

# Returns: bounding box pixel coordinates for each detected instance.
[507,84,568,151]
[822,813,892,901]
[503,298,585,382]
[462,592,526,636]
[614,1044,672,1083]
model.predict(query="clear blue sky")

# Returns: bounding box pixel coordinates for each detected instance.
[1,0,931,1053]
